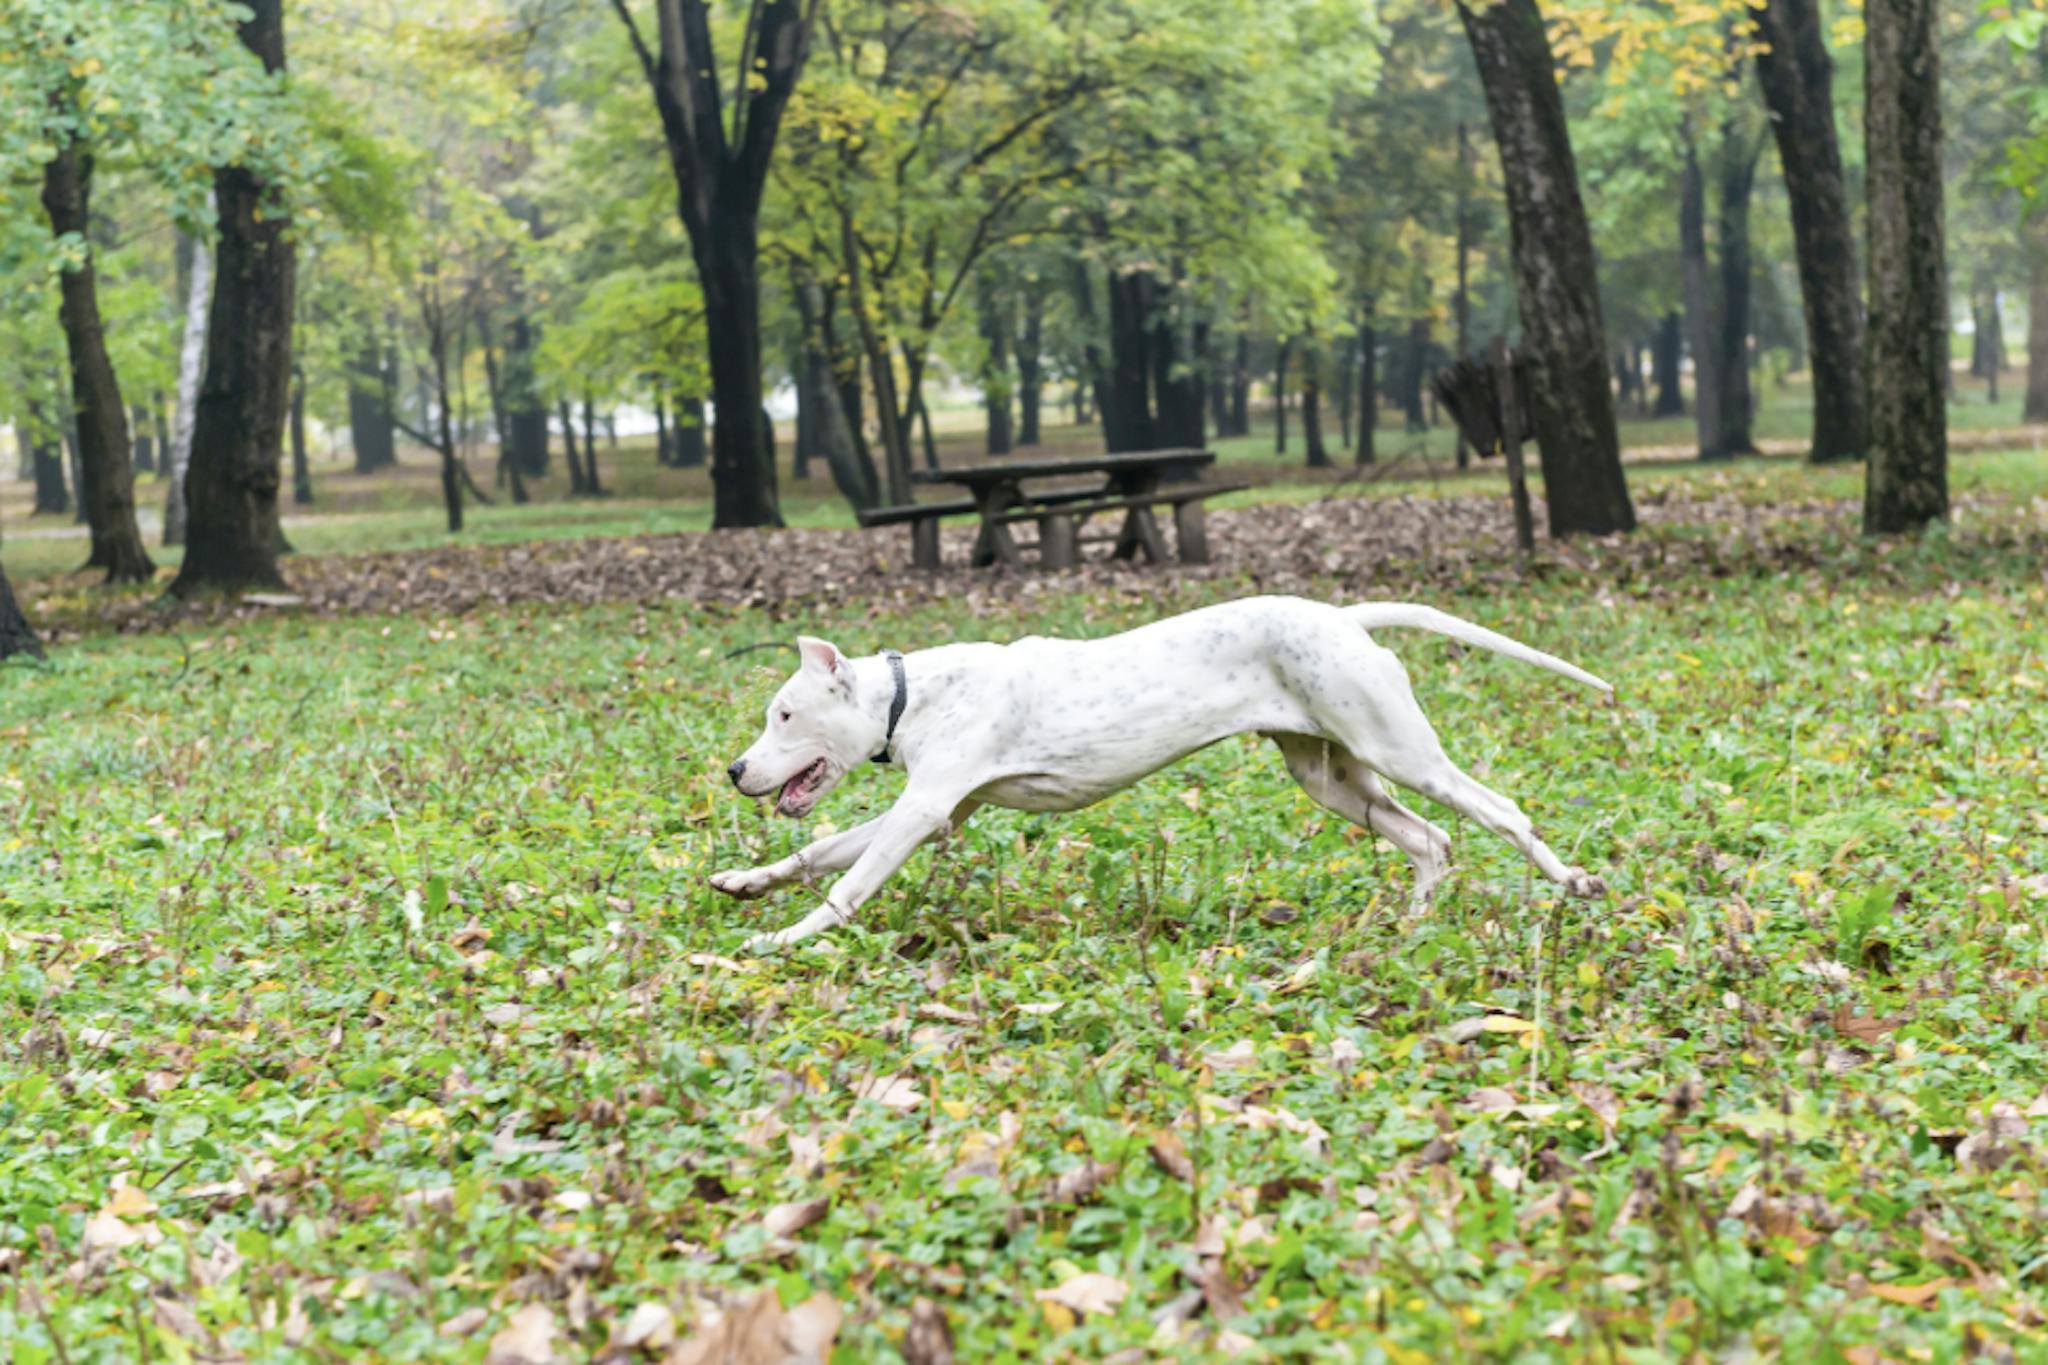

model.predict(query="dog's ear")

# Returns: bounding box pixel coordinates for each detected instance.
[796,636,844,678]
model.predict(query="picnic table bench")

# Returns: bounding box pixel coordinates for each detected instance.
[856,449,1247,571]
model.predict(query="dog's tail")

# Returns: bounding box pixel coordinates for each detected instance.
[1345,602,1612,693]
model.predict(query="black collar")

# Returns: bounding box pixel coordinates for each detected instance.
[871,649,907,763]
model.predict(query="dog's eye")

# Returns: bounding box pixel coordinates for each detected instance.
[778,709,792,723]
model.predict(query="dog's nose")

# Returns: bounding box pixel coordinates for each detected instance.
[727,760,747,787]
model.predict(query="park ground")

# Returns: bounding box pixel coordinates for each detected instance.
[2,386,2048,1361]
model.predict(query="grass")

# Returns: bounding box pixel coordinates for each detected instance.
[3,449,2047,1361]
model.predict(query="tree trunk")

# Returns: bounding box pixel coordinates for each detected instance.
[628,0,809,529]
[170,0,294,597]
[1401,317,1431,431]
[794,276,878,508]
[790,339,814,481]
[348,342,397,473]
[40,138,154,583]
[152,397,170,476]
[1104,269,1158,452]
[689,231,776,520]
[653,388,673,465]
[1455,120,1474,469]
[28,398,68,514]
[676,397,707,468]
[31,436,69,515]
[978,276,1014,456]
[1752,0,1868,464]
[1971,273,2004,402]
[1356,303,1377,465]
[581,394,606,495]
[1652,311,1685,415]
[559,398,588,493]
[1716,122,1763,456]
[501,314,548,476]
[1230,329,1251,436]
[1336,333,1356,449]
[1273,337,1292,454]
[1863,0,1947,534]
[1018,286,1044,447]
[0,560,43,661]
[1302,342,1330,467]
[130,404,155,474]
[2027,227,2048,422]
[290,367,312,505]
[1155,312,1206,450]
[1680,133,1725,459]
[164,222,210,547]
[1458,0,1635,536]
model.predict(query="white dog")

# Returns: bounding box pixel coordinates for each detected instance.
[713,596,1610,951]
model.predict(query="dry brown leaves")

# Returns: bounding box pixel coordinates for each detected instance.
[42,485,2045,644]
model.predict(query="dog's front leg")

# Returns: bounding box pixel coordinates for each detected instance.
[711,799,983,900]
[743,794,965,953]
[709,816,887,900]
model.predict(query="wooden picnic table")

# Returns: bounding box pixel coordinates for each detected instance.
[905,449,1233,570]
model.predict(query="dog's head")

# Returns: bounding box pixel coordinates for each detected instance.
[727,637,877,818]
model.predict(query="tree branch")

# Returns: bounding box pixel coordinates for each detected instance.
[606,0,658,86]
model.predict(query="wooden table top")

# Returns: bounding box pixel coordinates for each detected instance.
[910,449,1215,486]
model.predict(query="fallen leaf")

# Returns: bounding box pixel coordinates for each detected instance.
[762,1198,830,1239]
[852,1074,923,1110]
[1045,1160,1118,1204]
[668,1288,841,1365]
[1867,1279,1954,1308]
[1034,1271,1129,1317]
[1149,1130,1195,1183]
[1203,1039,1257,1070]
[440,1307,489,1338]
[1831,1003,1906,1045]
[902,1297,955,1365]
[617,1302,676,1350]
[487,1303,557,1364]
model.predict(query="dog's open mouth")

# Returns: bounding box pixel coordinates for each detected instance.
[776,759,829,817]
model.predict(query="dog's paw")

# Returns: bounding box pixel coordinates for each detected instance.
[709,867,777,900]
[740,931,787,957]
[1563,869,1609,899]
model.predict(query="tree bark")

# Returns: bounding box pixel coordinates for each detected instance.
[40,138,154,582]
[1356,303,1377,465]
[170,0,293,596]
[559,399,588,493]
[1862,0,1947,533]
[794,275,878,508]
[2027,226,2048,422]
[1104,269,1158,452]
[130,404,155,474]
[1229,328,1251,437]
[1752,0,1868,463]
[617,0,809,529]
[1652,311,1685,415]
[978,276,1014,455]
[1455,120,1474,469]
[1273,337,1292,454]
[348,342,397,473]
[1336,333,1356,449]
[581,394,606,495]
[1401,317,1431,431]
[0,560,44,661]
[290,366,312,505]
[1155,310,1205,450]
[1716,122,1763,456]
[1302,341,1330,467]
[1680,132,1725,459]
[1458,0,1635,536]
[502,314,548,476]
[676,396,707,468]
[1017,286,1044,447]
[28,397,68,515]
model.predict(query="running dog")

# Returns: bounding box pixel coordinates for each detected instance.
[713,597,1610,951]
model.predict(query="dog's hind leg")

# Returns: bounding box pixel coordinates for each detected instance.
[1273,735,1452,907]
[1310,681,1606,900]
